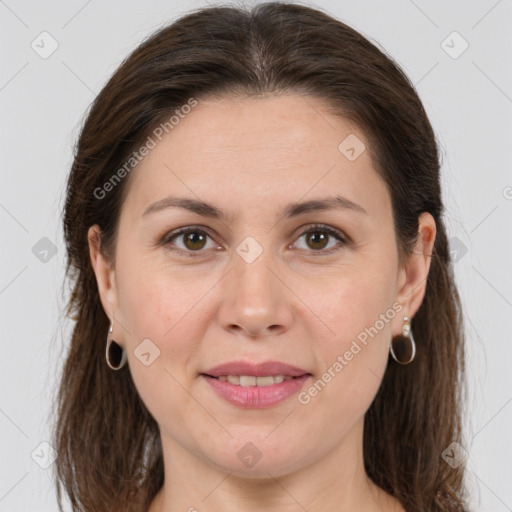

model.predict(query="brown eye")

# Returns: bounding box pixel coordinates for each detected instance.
[164,228,217,256]
[294,225,347,254]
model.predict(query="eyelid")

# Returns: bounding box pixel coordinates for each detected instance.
[292,223,348,243]
[162,223,349,256]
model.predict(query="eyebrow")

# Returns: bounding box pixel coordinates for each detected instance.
[141,194,367,220]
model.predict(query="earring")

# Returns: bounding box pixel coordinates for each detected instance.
[390,316,416,365]
[105,318,127,370]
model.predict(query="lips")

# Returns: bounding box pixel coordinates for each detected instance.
[201,372,312,408]
[201,360,311,378]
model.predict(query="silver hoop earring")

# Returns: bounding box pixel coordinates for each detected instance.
[105,318,127,370]
[390,316,416,365]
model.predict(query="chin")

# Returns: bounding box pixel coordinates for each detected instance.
[203,439,305,479]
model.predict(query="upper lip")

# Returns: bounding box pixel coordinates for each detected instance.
[202,360,311,378]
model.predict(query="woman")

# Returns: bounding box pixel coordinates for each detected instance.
[52,2,470,511]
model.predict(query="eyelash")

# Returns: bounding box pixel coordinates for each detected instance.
[161,224,349,258]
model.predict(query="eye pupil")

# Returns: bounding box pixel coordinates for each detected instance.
[307,232,329,250]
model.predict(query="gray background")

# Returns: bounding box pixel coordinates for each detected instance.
[1,0,511,510]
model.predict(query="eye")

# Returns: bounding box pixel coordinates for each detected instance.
[163,227,219,257]
[292,224,348,255]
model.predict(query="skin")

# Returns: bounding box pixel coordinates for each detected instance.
[88,94,436,512]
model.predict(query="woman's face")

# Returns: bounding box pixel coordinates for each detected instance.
[90,94,435,478]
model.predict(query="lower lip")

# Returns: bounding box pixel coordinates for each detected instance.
[201,374,311,409]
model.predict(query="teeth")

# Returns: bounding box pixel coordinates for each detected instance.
[216,375,296,386]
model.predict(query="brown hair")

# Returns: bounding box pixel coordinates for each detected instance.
[53,2,469,511]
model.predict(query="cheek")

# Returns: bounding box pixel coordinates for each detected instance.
[317,261,397,344]
[303,261,396,414]
[116,256,207,340]
[115,261,208,401]
[118,269,209,432]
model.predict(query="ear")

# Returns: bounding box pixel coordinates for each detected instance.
[88,225,120,329]
[393,212,437,334]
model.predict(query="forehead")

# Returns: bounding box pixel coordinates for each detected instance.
[121,94,390,221]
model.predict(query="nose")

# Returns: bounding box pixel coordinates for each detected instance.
[217,246,293,339]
